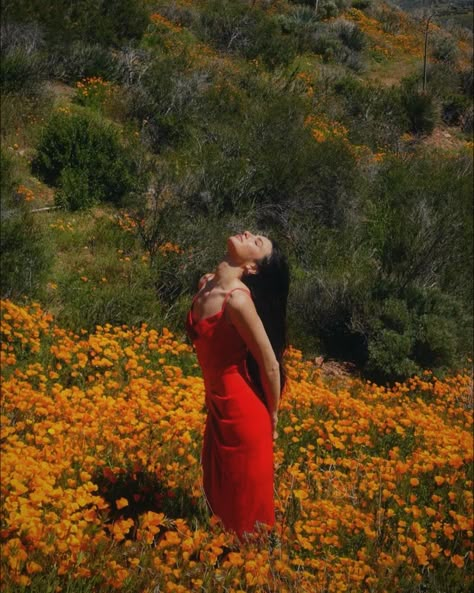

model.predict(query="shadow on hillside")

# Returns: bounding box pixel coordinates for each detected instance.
[92,467,202,541]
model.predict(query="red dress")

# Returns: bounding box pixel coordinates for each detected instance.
[186,288,275,538]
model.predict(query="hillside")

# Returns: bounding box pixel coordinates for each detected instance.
[395,0,474,31]
[2,0,473,385]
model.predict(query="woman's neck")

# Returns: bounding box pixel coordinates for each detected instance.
[213,257,243,289]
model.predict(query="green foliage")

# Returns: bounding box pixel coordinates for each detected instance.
[287,149,472,382]
[0,149,16,197]
[160,77,317,215]
[0,48,45,94]
[424,62,464,100]
[0,0,471,383]
[410,288,469,371]
[441,94,470,126]
[365,287,472,383]
[72,77,115,112]
[0,150,51,298]
[367,329,419,382]
[288,0,351,19]
[49,42,119,84]
[351,0,372,8]
[461,105,473,134]
[430,32,459,63]
[365,298,420,382]
[54,274,161,333]
[43,211,162,332]
[55,167,95,211]
[364,153,472,299]
[333,76,407,150]
[1,0,149,47]
[288,19,366,70]
[122,49,200,151]
[197,1,297,68]
[0,23,46,94]
[400,87,437,135]
[359,153,472,380]
[334,19,367,52]
[459,65,473,97]
[32,110,145,210]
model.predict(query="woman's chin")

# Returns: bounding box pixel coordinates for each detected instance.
[226,236,237,251]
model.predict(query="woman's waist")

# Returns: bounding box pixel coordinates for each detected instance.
[202,362,251,389]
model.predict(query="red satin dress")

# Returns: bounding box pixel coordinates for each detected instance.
[186,288,275,538]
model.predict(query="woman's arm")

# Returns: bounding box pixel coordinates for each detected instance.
[226,290,280,439]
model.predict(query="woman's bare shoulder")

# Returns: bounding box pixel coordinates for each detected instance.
[225,284,253,309]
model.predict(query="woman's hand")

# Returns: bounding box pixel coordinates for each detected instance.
[271,412,278,440]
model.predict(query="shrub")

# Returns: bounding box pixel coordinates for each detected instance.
[365,288,473,383]
[441,94,470,126]
[288,0,350,18]
[287,233,377,364]
[48,42,118,84]
[0,150,51,298]
[288,149,473,382]
[366,329,418,382]
[197,1,296,69]
[424,62,464,100]
[333,77,407,150]
[363,298,418,382]
[309,30,345,62]
[281,6,319,31]
[364,153,472,297]
[410,288,472,372]
[55,167,95,211]
[306,24,365,68]
[0,22,46,94]
[400,87,437,135]
[333,19,366,52]
[182,125,258,215]
[461,105,473,135]
[459,65,473,97]
[0,149,16,197]
[375,5,402,34]
[359,152,472,379]
[0,49,44,94]
[114,47,154,87]
[291,135,360,228]
[430,32,459,64]
[120,50,202,151]
[351,0,372,8]
[2,0,149,47]
[32,110,145,210]
[170,80,315,215]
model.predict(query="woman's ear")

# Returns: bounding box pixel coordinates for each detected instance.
[244,263,258,276]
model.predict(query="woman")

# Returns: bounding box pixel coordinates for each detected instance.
[186,230,290,539]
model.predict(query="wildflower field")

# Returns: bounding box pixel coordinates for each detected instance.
[1,300,472,593]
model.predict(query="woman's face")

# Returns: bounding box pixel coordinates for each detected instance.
[227,231,272,266]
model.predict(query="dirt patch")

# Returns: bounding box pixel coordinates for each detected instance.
[314,356,357,379]
[45,81,75,103]
[421,126,467,151]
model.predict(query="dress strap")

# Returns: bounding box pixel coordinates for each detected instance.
[221,287,252,311]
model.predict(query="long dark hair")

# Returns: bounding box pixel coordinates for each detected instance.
[242,239,290,398]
